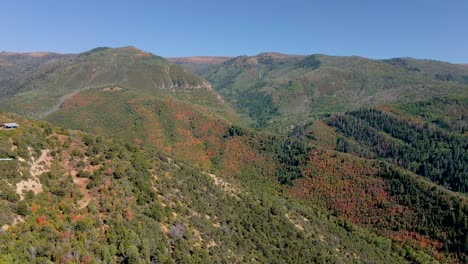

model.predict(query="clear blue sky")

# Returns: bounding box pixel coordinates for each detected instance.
[1,0,467,62]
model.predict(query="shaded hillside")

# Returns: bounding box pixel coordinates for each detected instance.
[0,51,67,95]
[0,47,219,117]
[384,58,468,85]
[0,113,434,263]
[186,53,468,128]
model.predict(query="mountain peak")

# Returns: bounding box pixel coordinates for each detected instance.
[117,46,152,56]
[80,46,152,57]
[256,52,300,59]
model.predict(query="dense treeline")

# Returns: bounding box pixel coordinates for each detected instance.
[276,137,312,185]
[238,88,279,128]
[224,125,312,185]
[328,109,468,192]
[397,98,467,134]
[378,163,468,262]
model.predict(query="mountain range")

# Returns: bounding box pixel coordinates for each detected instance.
[0,47,466,263]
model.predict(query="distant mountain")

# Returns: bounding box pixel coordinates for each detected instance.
[174,53,468,128]
[0,51,66,85]
[0,47,217,116]
[167,56,232,65]
[383,57,468,84]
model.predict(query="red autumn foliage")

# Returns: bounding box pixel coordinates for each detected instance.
[62,93,105,109]
[218,137,275,177]
[36,215,48,226]
[105,168,114,176]
[289,150,446,253]
[81,255,93,263]
[124,208,133,221]
[59,229,72,241]
[389,230,444,253]
[70,213,85,222]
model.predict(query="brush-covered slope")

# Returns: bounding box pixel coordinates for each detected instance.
[0,113,436,263]
[187,53,468,128]
[0,47,219,117]
[45,86,238,170]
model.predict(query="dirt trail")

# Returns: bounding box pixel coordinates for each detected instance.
[285,213,305,231]
[38,84,117,117]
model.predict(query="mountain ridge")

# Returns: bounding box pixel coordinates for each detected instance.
[0,46,224,117]
[180,52,468,129]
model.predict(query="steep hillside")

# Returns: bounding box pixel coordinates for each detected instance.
[283,98,468,262]
[186,53,468,128]
[0,47,221,117]
[46,87,238,171]
[288,150,467,262]
[47,94,468,261]
[0,113,437,263]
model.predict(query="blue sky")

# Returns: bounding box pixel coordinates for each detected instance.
[1,0,467,62]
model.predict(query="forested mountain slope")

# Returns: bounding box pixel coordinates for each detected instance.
[284,98,468,262]
[1,47,467,263]
[0,113,438,263]
[174,53,468,128]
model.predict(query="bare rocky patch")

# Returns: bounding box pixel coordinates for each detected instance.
[1,215,24,231]
[204,172,240,198]
[16,149,51,199]
[101,86,122,92]
[72,174,92,209]
[285,212,310,232]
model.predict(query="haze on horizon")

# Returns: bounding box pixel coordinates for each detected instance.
[1,0,467,63]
